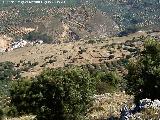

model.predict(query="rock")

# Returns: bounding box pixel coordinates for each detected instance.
[120,105,132,120]
[152,99,160,108]
[139,98,152,109]
[120,98,160,120]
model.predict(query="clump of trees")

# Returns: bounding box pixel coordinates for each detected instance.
[10,67,96,120]
[125,38,160,103]
[23,31,53,44]
[9,65,121,119]
[0,61,21,118]
[0,61,20,81]
[0,60,122,119]
[0,61,20,95]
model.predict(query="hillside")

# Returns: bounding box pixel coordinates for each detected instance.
[0,1,160,120]
[92,0,160,32]
[0,4,119,44]
[0,0,160,46]
[0,31,148,77]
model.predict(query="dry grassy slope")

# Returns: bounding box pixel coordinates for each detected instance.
[87,92,134,119]
[0,35,13,49]
[39,7,119,39]
[0,32,147,77]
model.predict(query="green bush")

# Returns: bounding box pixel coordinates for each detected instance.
[93,71,120,94]
[87,39,96,44]
[4,106,18,117]
[10,79,32,115]
[0,61,21,96]
[0,108,3,120]
[10,67,96,120]
[0,61,17,81]
[125,38,160,103]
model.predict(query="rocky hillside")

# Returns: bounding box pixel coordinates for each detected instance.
[0,0,160,45]
[0,4,119,44]
[92,0,160,32]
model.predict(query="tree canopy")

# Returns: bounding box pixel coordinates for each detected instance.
[125,38,160,103]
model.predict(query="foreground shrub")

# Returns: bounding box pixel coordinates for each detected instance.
[0,61,21,96]
[94,71,121,94]
[0,109,3,120]
[4,106,18,117]
[10,68,96,120]
[125,38,160,103]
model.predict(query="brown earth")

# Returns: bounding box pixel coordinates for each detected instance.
[0,35,13,49]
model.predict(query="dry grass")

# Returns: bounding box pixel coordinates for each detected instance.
[0,32,147,78]
[137,108,160,119]
[0,35,13,49]
[87,92,134,120]
[4,115,35,120]
[87,92,160,120]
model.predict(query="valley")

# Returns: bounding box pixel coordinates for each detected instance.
[0,1,160,120]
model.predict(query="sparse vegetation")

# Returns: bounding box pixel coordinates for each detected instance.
[87,40,96,44]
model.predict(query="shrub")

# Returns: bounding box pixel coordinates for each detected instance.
[87,39,96,44]
[78,49,86,54]
[0,61,21,96]
[10,79,32,115]
[32,62,39,66]
[126,55,132,59]
[4,106,18,117]
[125,38,160,103]
[10,67,96,120]
[0,109,3,120]
[0,62,15,81]
[47,60,55,64]
[94,71,120,94]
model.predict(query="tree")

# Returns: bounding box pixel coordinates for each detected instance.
[94,71,120,93]
[125,38,160,103]
[0,61,20,96]
[10,67,96,120]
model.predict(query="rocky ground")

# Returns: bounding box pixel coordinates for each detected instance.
[4,92,160,120]
[87,92,134,120]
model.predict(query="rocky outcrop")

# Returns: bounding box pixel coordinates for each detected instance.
[120,99,160,120]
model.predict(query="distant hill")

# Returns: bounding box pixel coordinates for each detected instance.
[0,0,160,42]
[0,4,119,43]
[91,0,160,32]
